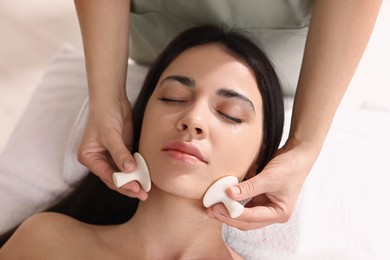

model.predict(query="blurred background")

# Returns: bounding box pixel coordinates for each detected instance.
[0,0,389,151]
[0,0,82,151]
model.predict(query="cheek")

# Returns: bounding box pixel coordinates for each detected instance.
[213,125,263,179]
[138,103,166,162]
[138,100,167,143]
[138,106,153,152]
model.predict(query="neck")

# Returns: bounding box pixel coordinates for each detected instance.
[121,185,232,259]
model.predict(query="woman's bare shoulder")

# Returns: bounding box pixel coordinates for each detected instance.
[0,212,103,258]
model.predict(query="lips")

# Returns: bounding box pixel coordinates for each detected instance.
[162,141,207,163]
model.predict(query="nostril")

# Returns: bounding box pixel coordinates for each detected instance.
[181,123,188,131]
[179,122,203,135]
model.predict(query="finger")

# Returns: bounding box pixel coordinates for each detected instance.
[226,172,269,201]
[207,204,282,231]
[80,154,117,185]
[79,146,146,196]
[103,179,149,201]
[121,181,141,193]
[105,135,136,173]
[103,172,146,194]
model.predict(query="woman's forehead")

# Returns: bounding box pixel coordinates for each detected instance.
[160,44,256,85]
[158,44,262,105]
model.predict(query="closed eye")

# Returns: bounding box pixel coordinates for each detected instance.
[217,111,243,124]
[158,97,187,103]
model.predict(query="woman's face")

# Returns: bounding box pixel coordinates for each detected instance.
[139,43,264,200]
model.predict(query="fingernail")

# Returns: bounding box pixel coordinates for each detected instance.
[230,185,241,195]
[123,160,133,169]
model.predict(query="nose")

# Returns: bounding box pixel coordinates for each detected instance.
[179,123,203,135]
[176,104,207,139]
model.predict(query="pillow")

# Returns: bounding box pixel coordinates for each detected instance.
[1,45,390,259]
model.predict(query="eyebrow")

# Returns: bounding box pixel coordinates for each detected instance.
[159,75,255,112]
[216,88,255,112]
[160,75,195,87]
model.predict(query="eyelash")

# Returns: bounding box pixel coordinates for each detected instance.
[158,97,187,103]
[218,111,243,124]
[159,97,243,124]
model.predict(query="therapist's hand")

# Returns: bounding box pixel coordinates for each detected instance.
[206,141,317,230]
[77,97,148,201]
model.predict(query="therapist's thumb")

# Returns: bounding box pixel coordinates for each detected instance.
[107,137,136,173]
[226,174,266,201]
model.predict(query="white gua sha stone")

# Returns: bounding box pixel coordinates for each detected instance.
[203,176,244,218]
[112,152,151,192]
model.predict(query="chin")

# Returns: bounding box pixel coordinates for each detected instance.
[151,169,211,200]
